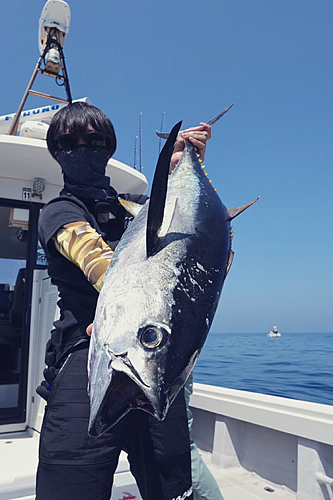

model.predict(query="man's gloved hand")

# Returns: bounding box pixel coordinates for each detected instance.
[36,366,59,402]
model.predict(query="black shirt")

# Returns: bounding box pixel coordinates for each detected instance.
[38,191,148,353]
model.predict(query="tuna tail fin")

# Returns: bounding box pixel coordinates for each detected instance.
[146,121,182,258]
[227,197,259,221]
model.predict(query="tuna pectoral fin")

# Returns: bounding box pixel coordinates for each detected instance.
[146,121,182,258]
[227,197,259,221]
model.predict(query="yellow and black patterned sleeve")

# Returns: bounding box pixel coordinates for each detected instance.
[53,221,113,292]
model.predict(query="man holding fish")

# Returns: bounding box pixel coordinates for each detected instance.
[36,101,223,500]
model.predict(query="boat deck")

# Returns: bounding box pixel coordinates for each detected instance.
[201,450,295,500]
[0,429,295,500]
[1,379,332,500]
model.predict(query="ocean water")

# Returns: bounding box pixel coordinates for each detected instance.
[193,332,333,406]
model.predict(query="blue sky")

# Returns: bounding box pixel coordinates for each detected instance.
[1,0,332,333]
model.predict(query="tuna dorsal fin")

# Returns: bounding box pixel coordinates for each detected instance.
[227,197,259,221]
[146,121,182,258]
[118,198,145,218]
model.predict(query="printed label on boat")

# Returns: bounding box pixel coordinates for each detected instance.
[22,187,32,201]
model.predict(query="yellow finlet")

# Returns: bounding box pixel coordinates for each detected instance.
[118,198,145,218]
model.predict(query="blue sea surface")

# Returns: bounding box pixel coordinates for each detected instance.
[193,333,333,406]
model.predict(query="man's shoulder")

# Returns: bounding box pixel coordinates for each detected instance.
[40,192,90,222]
[38,193,93,244]
[42,191,87,211]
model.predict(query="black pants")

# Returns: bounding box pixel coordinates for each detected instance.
[36,346,193,500]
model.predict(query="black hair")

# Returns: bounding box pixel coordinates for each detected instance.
[46,101,117,160]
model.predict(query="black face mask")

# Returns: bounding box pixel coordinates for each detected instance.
[58,145,118,201]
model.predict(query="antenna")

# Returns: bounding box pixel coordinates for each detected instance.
[158,111,166,154]
[133,135,138,170]
[139,112,143,172]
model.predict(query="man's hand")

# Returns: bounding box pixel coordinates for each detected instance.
[86,323,93,336]
[170,122,211,173]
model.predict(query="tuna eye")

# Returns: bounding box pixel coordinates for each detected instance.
[139,326,167,349]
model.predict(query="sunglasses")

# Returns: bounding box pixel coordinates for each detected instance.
[55,131,110,152]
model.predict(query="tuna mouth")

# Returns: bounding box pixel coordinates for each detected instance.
[88,363,167,437]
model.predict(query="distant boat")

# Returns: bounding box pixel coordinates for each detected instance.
[267,325,281,337]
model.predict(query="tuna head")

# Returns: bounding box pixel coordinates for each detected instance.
[88,253,186,437]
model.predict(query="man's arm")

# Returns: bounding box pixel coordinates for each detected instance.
[54,221,113,292]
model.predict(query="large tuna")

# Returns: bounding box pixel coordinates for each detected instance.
[88,122,257,437]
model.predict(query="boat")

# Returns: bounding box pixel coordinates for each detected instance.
[267,326,281,338]
[1,2,332,499]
